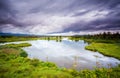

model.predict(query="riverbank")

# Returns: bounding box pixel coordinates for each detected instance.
[0,43,120,78]
[85,42,120,60]
[0,36,63,43]
[0,36,39,43]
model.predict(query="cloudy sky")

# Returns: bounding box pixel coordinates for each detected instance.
[0,0,120,35]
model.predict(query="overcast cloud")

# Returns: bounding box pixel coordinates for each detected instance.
[0,0,120,35]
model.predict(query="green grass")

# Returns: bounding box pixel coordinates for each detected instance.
[0,41,120,78]
[0,36,63,43]
[0,36,39,43]
[84,39,120,43]
[85,42,120,60]
[3,43,32,48]
[0,45,73,78]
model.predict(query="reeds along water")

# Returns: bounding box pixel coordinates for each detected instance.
[71,55,115,70]
[46,56,48,62]
[72,56,79,69]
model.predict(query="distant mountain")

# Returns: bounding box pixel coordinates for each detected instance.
[0,32,52,37]
[0,32,83,37]
[0,32,33,36]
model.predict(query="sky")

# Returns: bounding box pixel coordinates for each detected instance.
[0,0,120,35]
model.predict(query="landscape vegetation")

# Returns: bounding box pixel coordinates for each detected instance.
[0,32,120,78]
[0,0,120,78]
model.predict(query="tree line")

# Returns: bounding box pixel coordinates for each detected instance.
[85,32,120,40]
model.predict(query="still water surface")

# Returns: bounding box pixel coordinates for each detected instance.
[1,39,120,70]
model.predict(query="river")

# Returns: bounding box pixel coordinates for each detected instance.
[1,39,120,70]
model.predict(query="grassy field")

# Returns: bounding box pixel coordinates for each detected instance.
[0,36,63,43]
[2,43,32,48]
[84,39,120,43]
[0,36,40,43]
[0,42,120,78]
[85,42,120,60]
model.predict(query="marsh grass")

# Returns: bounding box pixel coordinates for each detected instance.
[0,42,120,78]
[85,42,120,60]
[3,43,32,48]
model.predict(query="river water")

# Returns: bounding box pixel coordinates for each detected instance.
[1,39,120,70]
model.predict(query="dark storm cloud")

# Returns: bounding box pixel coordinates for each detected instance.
[0,0,120,34]
[63,17,120,32]
[62,0,120,33]
[0,0,15,24]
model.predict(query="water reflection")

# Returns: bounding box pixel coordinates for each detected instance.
[0,38,120,70]
[39,36,63,42]
[22,39,120,70]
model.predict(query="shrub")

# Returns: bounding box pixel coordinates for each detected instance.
[30,59,40,67]
[20,51,28,57]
